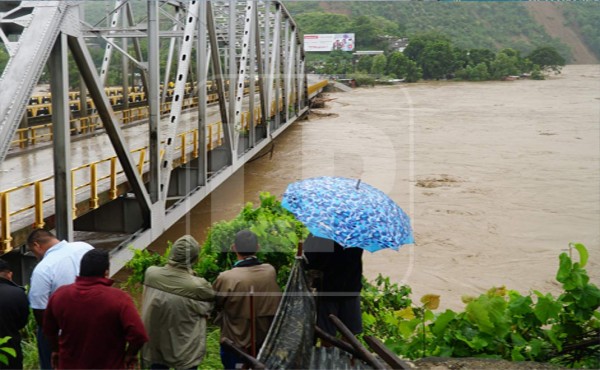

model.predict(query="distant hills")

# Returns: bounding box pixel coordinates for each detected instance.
[284,1,599,64]
[80,1,599,64]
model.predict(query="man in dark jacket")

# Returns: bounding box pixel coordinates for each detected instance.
[0,259,29,370]
[44,249,148,369]
[304,234,363,337]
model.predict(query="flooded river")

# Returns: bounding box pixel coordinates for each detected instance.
[149,64,599,311]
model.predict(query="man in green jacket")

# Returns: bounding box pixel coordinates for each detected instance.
[141,235,215,369]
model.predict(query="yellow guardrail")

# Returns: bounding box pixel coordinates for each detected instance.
[307,80,328,97]
[1,81,327,253]
[11,96,201,149]
[0,124,212,253]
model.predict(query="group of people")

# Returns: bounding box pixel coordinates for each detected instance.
[0,228,363,370]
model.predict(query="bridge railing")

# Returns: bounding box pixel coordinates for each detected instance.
[10,96,200,150]
[0,81,327,253]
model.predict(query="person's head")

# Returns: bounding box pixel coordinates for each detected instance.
[0,259,13,281]
[79,249,109,278]
[168,235,200,270]
[26,229,59,260]
[233,230,259,257]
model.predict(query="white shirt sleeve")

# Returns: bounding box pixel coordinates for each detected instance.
[29,265,52,310]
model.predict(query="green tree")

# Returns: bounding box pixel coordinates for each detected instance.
[387,51,421,82]
[355,55,374,73]
[467,48,496,69]
[370,54,387,78]
[489,50,521,80]
[323,49,353,76]
[403,32,451,62]
[527,46,566,74]
[457,62,490,81]
[294,12,352,35]
[387,51,406,78]
[351,15,399,50]
[420,41,456,80]
[402,60,422,83]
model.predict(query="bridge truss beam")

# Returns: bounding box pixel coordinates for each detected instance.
[0,1,308,273]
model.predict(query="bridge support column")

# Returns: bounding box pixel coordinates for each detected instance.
[50,32,74,240]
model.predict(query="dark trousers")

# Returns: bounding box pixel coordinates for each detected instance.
[36,326,52,370]
[220,345,247,370]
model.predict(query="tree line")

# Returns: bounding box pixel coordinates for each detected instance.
[310,32,566,85]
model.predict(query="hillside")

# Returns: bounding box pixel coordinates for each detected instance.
[525,2,598,64]
[284,1,600,64]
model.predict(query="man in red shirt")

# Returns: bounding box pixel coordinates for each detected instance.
[44,249,148,369]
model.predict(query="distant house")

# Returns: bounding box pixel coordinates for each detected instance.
[391,37,410,52]
[378,36,410,52]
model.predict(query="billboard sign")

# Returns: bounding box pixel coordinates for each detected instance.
[304,33,355,52]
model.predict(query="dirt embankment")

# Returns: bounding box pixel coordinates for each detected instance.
[525,2,598,64]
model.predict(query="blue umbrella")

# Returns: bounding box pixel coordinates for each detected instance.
[281,176,414,252]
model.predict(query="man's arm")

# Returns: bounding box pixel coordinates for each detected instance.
[29,267,52,324]
[195,278,216,302]
[120,293,149,368]
[124,342,143,369]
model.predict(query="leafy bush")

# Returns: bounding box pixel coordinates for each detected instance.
[381,243,600,368]
[125,192,308,288]
[347,72,375,87]
[361,275,412,340]
[0,337,16,366]
[528,46,566,74]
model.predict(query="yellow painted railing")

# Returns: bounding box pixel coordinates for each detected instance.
[11,96,201,149]
[307,80,328,97]
[1,81,328,252]
[0,125,203,253]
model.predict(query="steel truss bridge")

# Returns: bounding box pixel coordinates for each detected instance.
[0,1,326,276]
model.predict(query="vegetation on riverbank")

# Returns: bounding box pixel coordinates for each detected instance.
[122,194,599,369]
[309,32,565,84]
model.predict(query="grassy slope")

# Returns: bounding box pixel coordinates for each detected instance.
[285,1,600,63]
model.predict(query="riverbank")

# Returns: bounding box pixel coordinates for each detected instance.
[145,64,599,312]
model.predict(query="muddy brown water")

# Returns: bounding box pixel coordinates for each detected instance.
[138,65,599,311]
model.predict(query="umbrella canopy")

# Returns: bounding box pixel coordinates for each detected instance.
[281,176,414,252]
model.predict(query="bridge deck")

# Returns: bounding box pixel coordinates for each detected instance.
[0,80,328,256]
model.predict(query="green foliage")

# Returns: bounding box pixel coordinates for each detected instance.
[322,49,354,76]
[197,192,308,286]
[386,52,422,82]
[347,72,375,87]
[294,12,352,35]
[288,2,577,62]
[202,326,224,369]
[355,55,373,73]
[370,54,387,78]
[403,32,451,63]
[0,48,8,76]
[125,192,307,289]
[0,337,16,366]
[489,49,521,79]
[456,63,490,81]
[528,46,566,74]
[124,243,171,291]
[376,243,600,368]
[351,15,400,50]
[420,41,457,80]
[360,275,412,341]
[14,287,39,370]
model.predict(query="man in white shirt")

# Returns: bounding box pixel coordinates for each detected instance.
[27,229,93,370]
